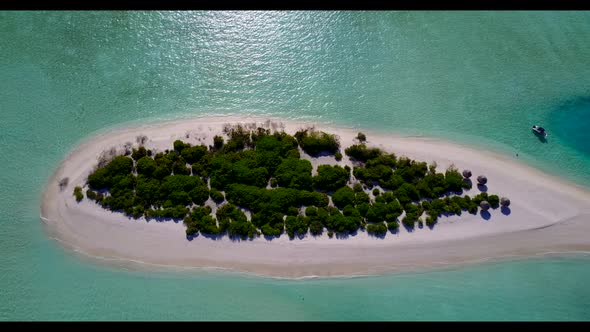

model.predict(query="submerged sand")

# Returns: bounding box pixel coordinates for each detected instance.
[40,115,590,278]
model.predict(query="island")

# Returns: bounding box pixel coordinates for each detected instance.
[40,116,590,278]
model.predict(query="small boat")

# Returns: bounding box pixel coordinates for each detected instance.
[532,125,547,137]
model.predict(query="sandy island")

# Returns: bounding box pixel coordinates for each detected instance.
[40,115,590,278]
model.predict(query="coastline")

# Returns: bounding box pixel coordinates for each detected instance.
[40,115,590,278]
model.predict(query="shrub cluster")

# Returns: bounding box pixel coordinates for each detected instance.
[79,126,506,239]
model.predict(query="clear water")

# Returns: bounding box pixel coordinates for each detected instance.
[1,11,590,320]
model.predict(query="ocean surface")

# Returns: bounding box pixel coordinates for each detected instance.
[1,11,589,321]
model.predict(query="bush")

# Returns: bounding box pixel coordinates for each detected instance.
[366,222,387,236]
[295,129,340,156]
[181,145,208,164]
[445,165,465,192]
[173,160,191,176]
[387,221,399,232]
[213,135,224,150]
[488,194,500,208]
[332,187,355,209]
[309,219,323,236]
[131,146,148,161]
[402,213,418,228]
[305,206,318,217]
[425,216,437,228]
[372,188,380,196]
[222,125,253,152]
[210,189,225,203]
[327,231,334,238]
[354,191,370,205]
[86,189,97,200]
[136,156,157,177]
[366,202,389,223]
[356,202,370,217]
[189,185,210,205]
[73,186,84,202]
[342,205,361,217]
[285,215,309,238]
[356,132,367,143]
[199,215,220,235]
[344,144,382,162]
[275,158,313,190]
[353,182,364,193]
[87,156,133,190]
[261,223,283,237]
[173,140,189,152]
[335,152,343,161]
[468,202,478,214]
[285,149,300,159]
[313,165,349,192]
[395,183,420,205]
[281,206,295,216]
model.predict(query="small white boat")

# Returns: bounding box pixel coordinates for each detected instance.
[532,125,547,137]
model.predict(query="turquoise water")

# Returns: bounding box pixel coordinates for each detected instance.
[1,11,590,320]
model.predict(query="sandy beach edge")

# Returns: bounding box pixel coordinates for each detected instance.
[40,114,590,278]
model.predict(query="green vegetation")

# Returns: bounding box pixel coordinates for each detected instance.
[332,187,355,209]
[344,144,383,162]
[275,158,312,190]
[366,222,387,236]
[488,194,500,209]
[313,164,349,192]
[80,125,507,240]
[73,186,83,202]
[356,132,367,143]
[294,128,340,156]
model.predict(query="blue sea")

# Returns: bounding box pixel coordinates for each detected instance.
[1,11,590,320]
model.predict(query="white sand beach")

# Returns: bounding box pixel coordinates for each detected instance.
[40,115,590,278]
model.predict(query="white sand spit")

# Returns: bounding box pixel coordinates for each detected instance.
[40,115,590,278]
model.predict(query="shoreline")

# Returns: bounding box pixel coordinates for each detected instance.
[40,115,590,278]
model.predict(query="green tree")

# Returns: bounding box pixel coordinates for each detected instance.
[354,191,370,205]
[356,132,367,143]
[136,156,156,177]
[344,144,382,162]
[87,156,133,190]
[181,145,208,164]
[332,186,355,209]
[275,158,313,190]
[353,182,364,193]
[309,218,323,236]
[210,189,225,203]
[73,186,83,202]
[366,222,387,236]
[488,194,500,208]
[189,185,210,205]
[173,140,190,153]
[213,135,224,150]
[295,129,340,156]
[445,166,465,192]
[313,164,349,191]
[86,189,97,200]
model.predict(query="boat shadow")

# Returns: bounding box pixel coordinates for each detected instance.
[480,210,491,220]
[535,134,548,143]
[501,206,511,215]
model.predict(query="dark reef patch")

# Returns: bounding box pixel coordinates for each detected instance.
[549,96,590,155]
